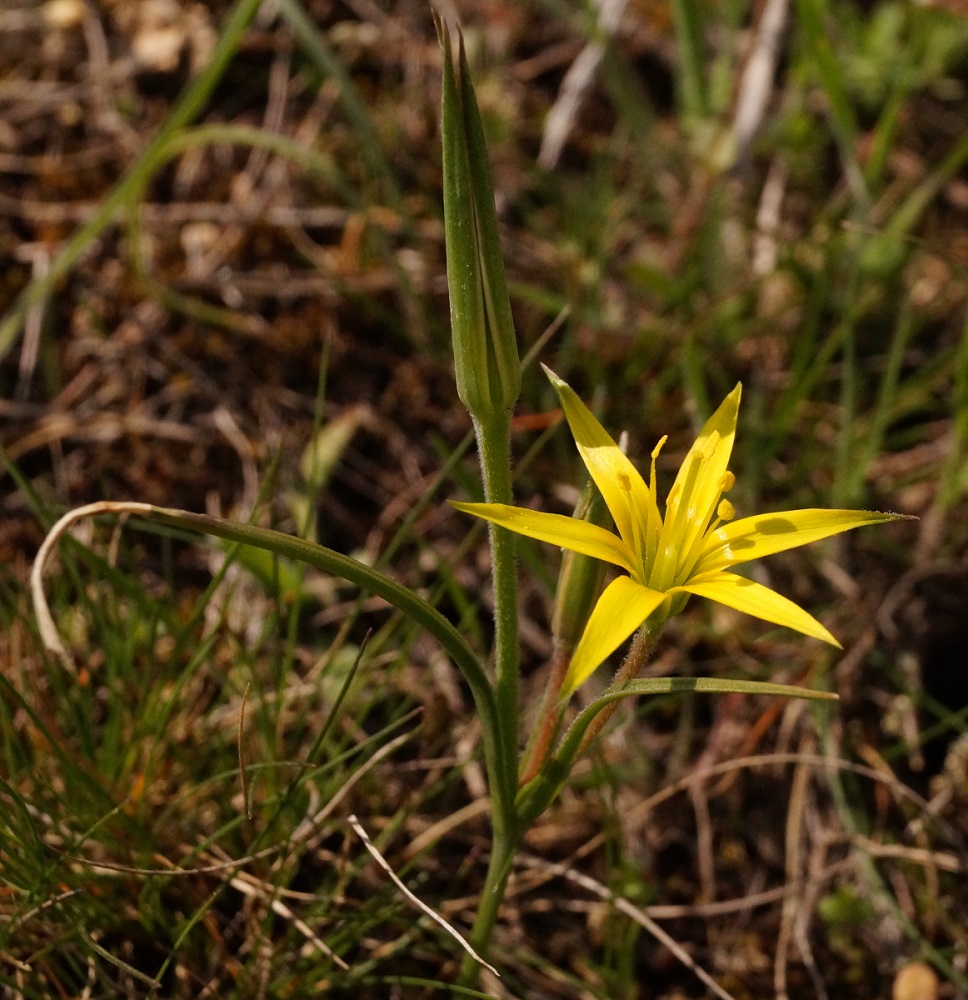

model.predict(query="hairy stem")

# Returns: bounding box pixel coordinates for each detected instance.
[576,624,657,758]
[458,823,519,987]
[473,413,519,814]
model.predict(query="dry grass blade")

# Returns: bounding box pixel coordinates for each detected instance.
[538,0,629,169]
[731,0,790,165]
[774,751,812,1000]
[30,500,157,671]
[230,873,350,970]
[517,852,737,1000]
[347,814,500,978]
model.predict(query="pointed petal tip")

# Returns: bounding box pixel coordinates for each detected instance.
[723,382,742,411]
[449,498,492,516]
[448,499,480,516]
[844,508,917,525]
[541,364,563,387]
[679,571,845,647]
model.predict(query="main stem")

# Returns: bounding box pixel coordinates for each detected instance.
[459,411,519,987]
[458,822,519,986]
[473,413,519,807]
[464,630,661,985]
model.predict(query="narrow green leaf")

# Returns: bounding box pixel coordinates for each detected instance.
[795,0,868,205]
[518,676,835,825]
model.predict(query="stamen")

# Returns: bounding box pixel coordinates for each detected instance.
[680,496,736,579]
[646,435,667,569]
[652,450,704,588]
[667,435,731,585]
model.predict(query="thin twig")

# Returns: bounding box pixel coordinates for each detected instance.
[731,0,790,168]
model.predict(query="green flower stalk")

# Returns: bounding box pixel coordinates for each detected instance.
[437,18,524,974]
[438,15,521,428]
[454,367,905,700]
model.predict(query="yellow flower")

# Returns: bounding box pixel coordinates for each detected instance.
[452,367,902,697]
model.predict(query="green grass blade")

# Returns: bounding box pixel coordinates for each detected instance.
[0,0,264,361]
[795,0,868,206]
[671,0,709,120]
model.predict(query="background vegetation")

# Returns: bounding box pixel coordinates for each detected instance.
[2,0,967,996]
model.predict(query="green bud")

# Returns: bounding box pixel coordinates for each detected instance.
[437,15,521,425]
[551,477,609,656]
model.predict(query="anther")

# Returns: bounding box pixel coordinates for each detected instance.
[700,431,720,462]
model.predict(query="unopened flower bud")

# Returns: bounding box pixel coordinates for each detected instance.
[437,16,521,425]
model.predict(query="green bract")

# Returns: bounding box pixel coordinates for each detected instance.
[453,367,903,697]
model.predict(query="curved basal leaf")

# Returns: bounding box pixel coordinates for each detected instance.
[145,506,492,705]
[33,502,510,810]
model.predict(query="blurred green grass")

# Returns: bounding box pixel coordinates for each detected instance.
[2,0,968,995]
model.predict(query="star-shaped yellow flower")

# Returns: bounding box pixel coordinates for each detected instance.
[453,367,902,698]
